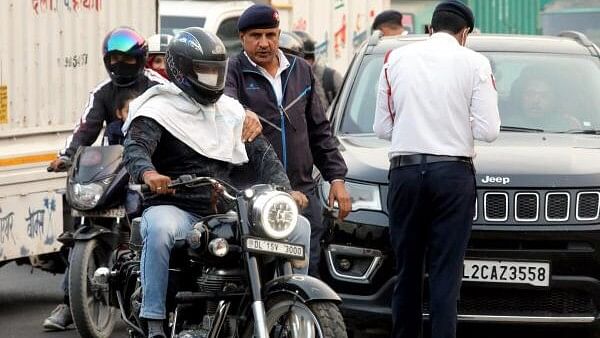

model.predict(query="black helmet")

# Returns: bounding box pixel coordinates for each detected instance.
[292,30,316,58]
[166,27,228,105]
[279,31,304,57]
[102,27,148,87]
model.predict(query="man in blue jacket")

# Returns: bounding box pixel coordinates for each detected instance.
[225,4,351,277]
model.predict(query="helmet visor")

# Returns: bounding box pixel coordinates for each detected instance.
[192,59,228,90]
[106,29,146,54]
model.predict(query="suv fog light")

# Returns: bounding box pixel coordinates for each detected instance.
[208,238,229,257]
[338,258,352,271]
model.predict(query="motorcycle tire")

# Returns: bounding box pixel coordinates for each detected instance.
[244,295,348,338]
[69,239,117,338]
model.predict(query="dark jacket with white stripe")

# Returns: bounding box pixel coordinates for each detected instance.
[60,69,166,158]
[225,52,347,193]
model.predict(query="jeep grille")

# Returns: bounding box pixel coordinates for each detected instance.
[546,192,570,221]
[484,192,508,221]
[577,192,600,221]
[515,193,539,222]
[476,190,600,225]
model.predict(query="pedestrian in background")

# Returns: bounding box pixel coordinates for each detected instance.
[373,1,500,338]
[226,4,351,278]
[372,10,408,36]
[294,30,343,112]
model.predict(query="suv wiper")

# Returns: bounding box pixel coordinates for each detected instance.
[500,125,544,133]
[557,129,600,135]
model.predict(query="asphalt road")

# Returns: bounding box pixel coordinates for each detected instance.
[0,262,596,338]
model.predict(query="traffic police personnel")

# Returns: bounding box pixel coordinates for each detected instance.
[373,1,500,338]
[225,4,351,277]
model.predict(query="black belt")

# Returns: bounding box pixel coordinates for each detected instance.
[390,154,471,170]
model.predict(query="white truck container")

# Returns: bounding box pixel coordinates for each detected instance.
[274,0,391,73]
[159,0,254,56]
[0,0,158,269]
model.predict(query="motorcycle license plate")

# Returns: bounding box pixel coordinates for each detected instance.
[244,237,305,259]
[463,259,550,287]
[72,207,126,218]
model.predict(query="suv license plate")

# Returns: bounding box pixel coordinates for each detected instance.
[244,237,305,260]
[463,259,550,287]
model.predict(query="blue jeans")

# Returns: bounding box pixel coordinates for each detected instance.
[140,205,311,320]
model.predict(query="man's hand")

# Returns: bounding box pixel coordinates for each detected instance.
[242,109,262,143]
[48,158,68,172]
[289,191,309,210]
[329,181,352,221]
[143,170,175,195]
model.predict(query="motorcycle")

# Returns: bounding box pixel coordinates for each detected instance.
[64,145,131,337]
[67,150,347,337]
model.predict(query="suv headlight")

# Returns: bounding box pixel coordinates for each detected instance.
[320,180,382,211]
[70,182,104,209]
[252,191,298,240]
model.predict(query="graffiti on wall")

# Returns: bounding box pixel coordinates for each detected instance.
[0,207,16,245]
[64,53,89,68]
[24,197,56,244]
[32,0,102,15]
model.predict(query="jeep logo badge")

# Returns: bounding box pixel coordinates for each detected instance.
[481,175,510,185]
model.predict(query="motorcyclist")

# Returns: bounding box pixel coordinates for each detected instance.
[145,34,173,79]
[122,27,311,338]
[43,26,167,331]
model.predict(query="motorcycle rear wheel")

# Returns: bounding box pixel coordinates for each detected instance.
[69,239,117,338]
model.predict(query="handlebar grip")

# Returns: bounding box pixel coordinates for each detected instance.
[47,166,55,172]
[129,184,150,194]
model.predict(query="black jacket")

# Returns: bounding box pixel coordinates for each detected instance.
[123,116,291,215]
[60,69,166,158]
[225,52,347,193]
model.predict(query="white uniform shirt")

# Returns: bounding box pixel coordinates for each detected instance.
[244,49,290,107]
[373,32,501,158]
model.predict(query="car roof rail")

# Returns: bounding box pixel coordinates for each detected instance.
[368,30,383,47]
[558,30,594,47]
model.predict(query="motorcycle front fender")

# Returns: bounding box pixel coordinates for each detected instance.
[73,224,118,242]
[262,274,342,304]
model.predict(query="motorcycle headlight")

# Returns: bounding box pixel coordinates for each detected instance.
[70,182,104,209]
[320,180,382,212]
[252,191,298,240]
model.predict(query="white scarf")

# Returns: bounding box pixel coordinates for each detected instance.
[123,82,248,164]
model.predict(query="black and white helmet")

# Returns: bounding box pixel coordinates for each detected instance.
[166,27,228,105]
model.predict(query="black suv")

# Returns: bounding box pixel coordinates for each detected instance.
[315,32,600,334]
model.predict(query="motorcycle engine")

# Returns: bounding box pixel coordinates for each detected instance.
[196,267,244,313]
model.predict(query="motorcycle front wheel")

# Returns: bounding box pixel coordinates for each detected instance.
[257,295,348,338]
[69,238,117,338]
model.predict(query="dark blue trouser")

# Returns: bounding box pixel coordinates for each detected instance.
[387,161,475,338]
[302,189,325,277]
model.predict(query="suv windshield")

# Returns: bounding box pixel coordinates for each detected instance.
[160,15,206,36]
[340,52,600,134]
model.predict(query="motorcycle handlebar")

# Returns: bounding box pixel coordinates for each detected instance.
[129,175,237,200]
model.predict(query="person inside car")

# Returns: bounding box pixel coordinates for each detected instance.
[503,68,581,131]
[122,27,311,338]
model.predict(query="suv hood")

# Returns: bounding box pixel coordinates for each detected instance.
[339,133,600,187]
